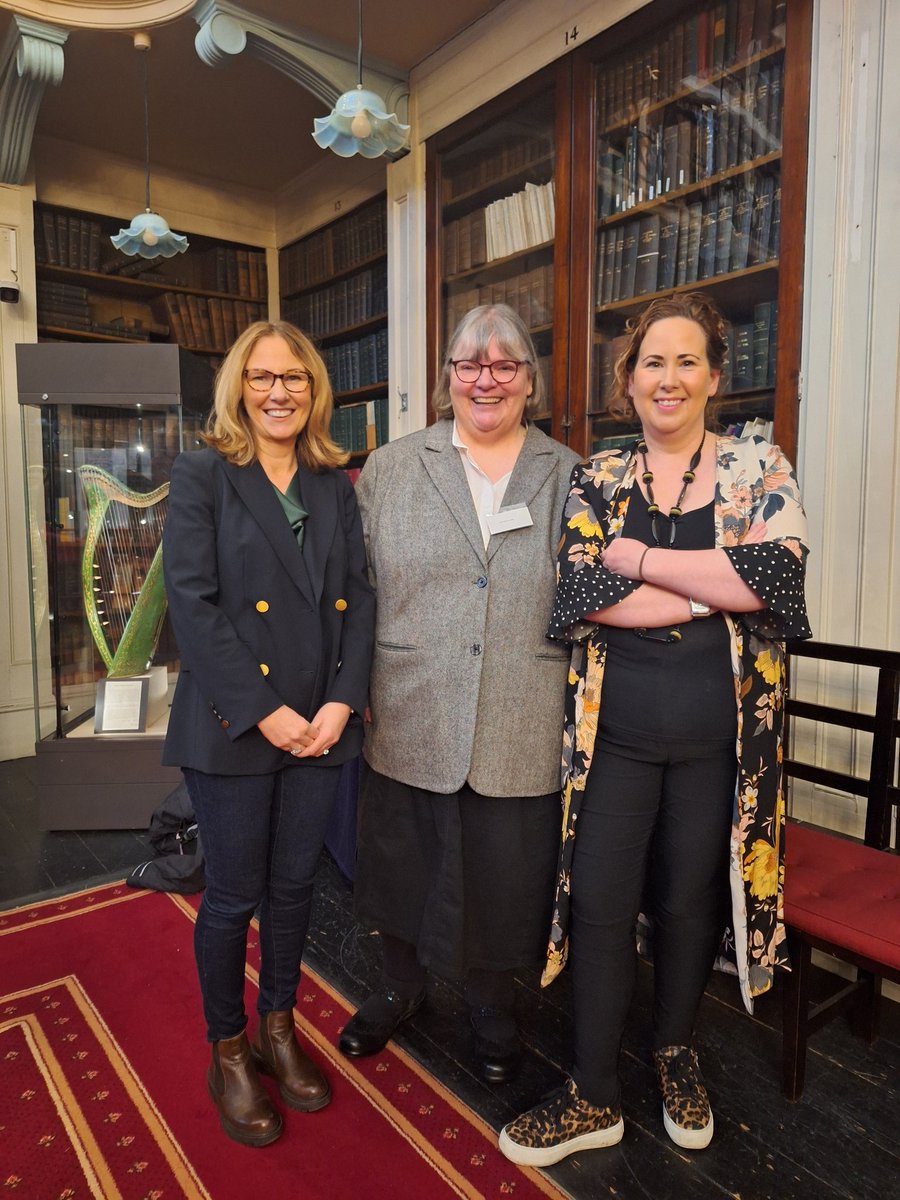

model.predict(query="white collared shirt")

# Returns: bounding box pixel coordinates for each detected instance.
[451,420,514,548]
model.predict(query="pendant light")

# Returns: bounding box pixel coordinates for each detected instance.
[312,0,409,159]
[111,33,188,260]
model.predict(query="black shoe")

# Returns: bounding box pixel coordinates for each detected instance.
[338,989,426,1057]
[470,1006,522,1084]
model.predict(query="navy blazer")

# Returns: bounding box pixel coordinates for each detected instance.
[161,447,374,775]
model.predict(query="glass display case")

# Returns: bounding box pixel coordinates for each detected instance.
[17,342,213,829]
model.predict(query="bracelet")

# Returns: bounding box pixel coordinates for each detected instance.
[637,546,651,581]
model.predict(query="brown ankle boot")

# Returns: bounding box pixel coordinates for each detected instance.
[252,1010,331,1112]
[208,1032,283,1146]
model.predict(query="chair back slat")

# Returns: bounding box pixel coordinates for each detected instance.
[784,641,900,851]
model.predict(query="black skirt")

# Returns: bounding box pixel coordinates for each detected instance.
[353,762,560,980]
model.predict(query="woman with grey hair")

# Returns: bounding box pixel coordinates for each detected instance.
[338,304,579,1083]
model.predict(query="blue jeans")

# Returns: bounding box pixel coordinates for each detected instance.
[184,764,339,1042]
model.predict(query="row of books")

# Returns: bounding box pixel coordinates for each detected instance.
[596,173,779,306]
[322,328,388,395]
[445,263,554,338]
[283,262,387,338]
[160,293,264,352]
[280,199,387,294]
[443,133,553,202]
[35,206,267,298]
[36,281,162,341]
[729,299,778,392]
[483,180,555,262]
[443,180,555,275]
[599,61,783,214]
[590,413,774,457]
[594,299,778,412]
[330,397,389,454]
[37,211,105,272]
[723,415,774,440]
[598,0,786,129]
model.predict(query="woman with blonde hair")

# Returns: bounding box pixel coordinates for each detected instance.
[163,320,374,1146]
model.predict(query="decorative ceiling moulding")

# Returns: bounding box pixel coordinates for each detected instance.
[193,0,409,132]
[0,1,195,31]
[0,15,66,185]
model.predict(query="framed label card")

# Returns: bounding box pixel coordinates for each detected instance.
[94,666,168,734]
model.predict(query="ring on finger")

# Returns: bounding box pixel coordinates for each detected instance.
[322,748,330,756]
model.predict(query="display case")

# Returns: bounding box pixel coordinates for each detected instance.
[280,194,389,460]
[17,342,213,829]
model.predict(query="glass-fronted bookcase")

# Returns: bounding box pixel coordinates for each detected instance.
[280,195,389,463]
[426,71,564,436]
[17,342,212,829]
[427,0,811,464]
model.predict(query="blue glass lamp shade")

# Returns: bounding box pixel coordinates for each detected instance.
[312,86,410,158]
[111,210,189,259]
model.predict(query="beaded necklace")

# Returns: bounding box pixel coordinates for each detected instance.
[638,430,706,547]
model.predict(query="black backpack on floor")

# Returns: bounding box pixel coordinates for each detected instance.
[126,780,206,894]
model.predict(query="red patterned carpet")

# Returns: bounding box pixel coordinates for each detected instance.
[0,883,568,1200]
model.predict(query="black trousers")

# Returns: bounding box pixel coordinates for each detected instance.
[570,723,736,1106]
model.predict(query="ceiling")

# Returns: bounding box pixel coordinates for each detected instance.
[2,1,506,192]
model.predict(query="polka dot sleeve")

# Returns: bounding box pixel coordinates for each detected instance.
[547,460,640,642]
[723,542,812,641]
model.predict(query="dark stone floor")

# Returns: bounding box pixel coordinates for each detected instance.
[2,754,898,1200]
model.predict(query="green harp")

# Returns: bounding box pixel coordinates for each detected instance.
[78,464,170,679]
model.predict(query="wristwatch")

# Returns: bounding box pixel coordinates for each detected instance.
[689,598,711,618]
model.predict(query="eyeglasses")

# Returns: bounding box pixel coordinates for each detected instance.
[450,359,525,384]
[243,369,312,394]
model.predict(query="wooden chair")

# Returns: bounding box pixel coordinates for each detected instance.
[781,640,900,1100]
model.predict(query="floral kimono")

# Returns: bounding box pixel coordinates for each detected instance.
[542,433,811,1012]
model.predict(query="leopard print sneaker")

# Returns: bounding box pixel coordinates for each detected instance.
[498,1077,624,1166]
[653,1045,714,1149]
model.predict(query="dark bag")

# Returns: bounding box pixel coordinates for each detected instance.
[126,780,206,894]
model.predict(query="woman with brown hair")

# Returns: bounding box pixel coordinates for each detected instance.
[500,292,810,1164]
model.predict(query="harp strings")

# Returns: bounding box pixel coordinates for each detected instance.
[93,494,168,651]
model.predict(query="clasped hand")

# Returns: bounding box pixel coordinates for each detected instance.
[600,537,649,580]
[257,701,352,758]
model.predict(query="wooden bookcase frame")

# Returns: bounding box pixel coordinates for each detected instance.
[426,0,812,463]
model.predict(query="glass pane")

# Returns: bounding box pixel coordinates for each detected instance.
[439,89,556,424]
[590,1,785,454]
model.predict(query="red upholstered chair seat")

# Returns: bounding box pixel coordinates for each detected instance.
[780,641,900,1101]
[784,824,900,971]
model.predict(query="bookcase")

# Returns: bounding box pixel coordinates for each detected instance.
[280,194,389,459]
[426,79,560,433]
[34,202,268,369]
[427,0,811,464]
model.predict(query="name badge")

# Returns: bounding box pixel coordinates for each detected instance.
[485,504,534,535]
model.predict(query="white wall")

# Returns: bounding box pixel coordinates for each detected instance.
[0,181,39,759]
[790,0,900,833]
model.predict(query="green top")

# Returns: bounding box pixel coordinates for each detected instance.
[273,472,308,549]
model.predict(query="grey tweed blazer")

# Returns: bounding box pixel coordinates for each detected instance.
[355,419,580,796]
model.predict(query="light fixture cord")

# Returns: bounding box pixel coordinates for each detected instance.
[357,0,363,87]
[143,47,151,211]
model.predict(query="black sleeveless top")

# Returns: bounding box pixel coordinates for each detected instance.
[600,488,736,743]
